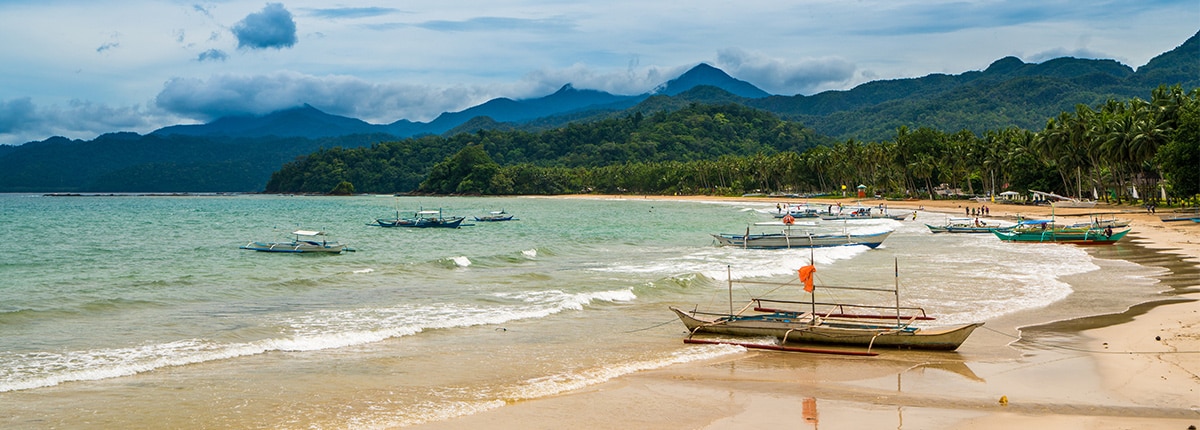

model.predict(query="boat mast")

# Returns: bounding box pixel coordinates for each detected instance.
[894,258,901,327]
[727,265,733,317]
[810,248,816,317]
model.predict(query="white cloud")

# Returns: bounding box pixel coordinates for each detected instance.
[0,0,1195,144]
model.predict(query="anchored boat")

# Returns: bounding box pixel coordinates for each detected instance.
[240,230,354,253]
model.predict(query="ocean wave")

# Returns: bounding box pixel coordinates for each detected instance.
[364,399,507,428]
[0,291,641,392]
[491,288,637,311]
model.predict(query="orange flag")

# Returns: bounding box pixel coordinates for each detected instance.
[798,265,816,293]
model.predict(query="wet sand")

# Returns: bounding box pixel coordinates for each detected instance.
[409,196,1200,429]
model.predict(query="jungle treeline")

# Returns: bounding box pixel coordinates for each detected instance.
[266,85,1199,205]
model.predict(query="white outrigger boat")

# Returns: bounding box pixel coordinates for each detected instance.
[240,230,354,254]
[712,221,893,249]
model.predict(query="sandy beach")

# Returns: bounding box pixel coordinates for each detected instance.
[407,195,1200,430]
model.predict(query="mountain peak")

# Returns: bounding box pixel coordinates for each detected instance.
[654,63,770,98]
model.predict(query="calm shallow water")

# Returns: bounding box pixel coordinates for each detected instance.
[0,194,1165,428]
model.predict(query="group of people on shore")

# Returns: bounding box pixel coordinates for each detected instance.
[966,205,990,217]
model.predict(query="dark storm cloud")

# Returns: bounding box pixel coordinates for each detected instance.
[0,98,38,134]
[232,3,297,50]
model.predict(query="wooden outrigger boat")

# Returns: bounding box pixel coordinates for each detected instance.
[672,262,983,354]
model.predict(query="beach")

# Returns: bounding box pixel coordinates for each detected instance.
[412,195,1200,430]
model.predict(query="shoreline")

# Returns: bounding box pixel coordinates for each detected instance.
[411,195,1200,429]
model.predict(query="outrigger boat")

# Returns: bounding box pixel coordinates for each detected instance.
[473,210,516,222]
[712,222,892,249]
[992,224,1129,245]
[1030,189,1097,208]
[371,208,465,228]
[925,217,1011,234]
[1159,208,1200,222]
[819,205,912,221]
[240,230,354,253]
[671,262,983,354]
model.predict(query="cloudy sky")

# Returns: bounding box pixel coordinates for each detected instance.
[0,1,1196,145]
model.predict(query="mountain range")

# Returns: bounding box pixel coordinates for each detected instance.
[147,63,768,140]
[1,30,1195,192]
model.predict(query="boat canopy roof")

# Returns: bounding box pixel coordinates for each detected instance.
[293,230,326,236]
[1017,220,1051,225]
[416,210,440,215]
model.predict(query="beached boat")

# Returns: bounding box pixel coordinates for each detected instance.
[671,263,983,353]
[712,225,892,249]
[371,209,465,228]
[992,222,1129,245]
[1159,208,1200,222]
[473,210,516,222]
[819,206,912,221]
[672,308,982,351]
[772,203,821,219]
[1030,190,1097,208]
[240,230,354,253]
[1065,216,1131,229]
[925,217,1010,234]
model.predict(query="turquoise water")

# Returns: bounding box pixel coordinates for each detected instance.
[0,194,1159,428]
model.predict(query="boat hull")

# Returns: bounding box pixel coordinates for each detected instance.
[473,215,514,222]
[373,217,465,228]
[992,227,1130,244]
[712,230,892,249]
[820,213,910,221]
[671,307,980,351]
[925,224,1007,234]
[240,241,349,253]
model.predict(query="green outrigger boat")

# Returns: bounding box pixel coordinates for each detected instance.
[991,220,1129,245]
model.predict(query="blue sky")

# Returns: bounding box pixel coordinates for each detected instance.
[0,0,1196,145]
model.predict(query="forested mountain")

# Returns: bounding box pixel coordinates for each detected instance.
[506,32,1198,142]
[0,133,392,192]
[653,63,770,98]
[1,30,1196,193]
[264,103,828,194]
[268,86,1197,206]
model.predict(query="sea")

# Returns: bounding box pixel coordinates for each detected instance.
[0,194,1172,429]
